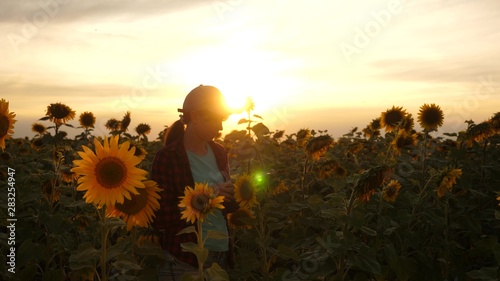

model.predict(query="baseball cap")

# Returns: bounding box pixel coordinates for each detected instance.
[178,85,232,117]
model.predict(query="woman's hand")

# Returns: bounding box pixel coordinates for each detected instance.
[214,181,235,201]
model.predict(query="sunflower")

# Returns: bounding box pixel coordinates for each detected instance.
[107,180,161,231]
[31,122,46,135]
[61,169,78,183]
[72,214,92,232]
[46,103,75,124]
[437,168,462,198]
[79,112,96,129]
[362,125,379,139]
[296,128,312,147]
[391,130,417,155]
[497,194,500,206]
[234,174,258,208]
[129,143,147,160]
[383,180,401,203]
[270,181,290,196]
[306,135,334,160]
[489,112,500,132]
[346,142,363,156]
[362,126,373,138]
[363,118,382,139]
[42,179,61,203]
[244,96,255,112]
[418,104,444,131]
[105,118,121,132]
[465,122,494,145]
[71,135,148,207]
[400,114,414,132]
[370,118,381,130]
[178,182,225,224]
[334,166,348,178]
[0,99,16,151]
[317,159,338,179]
[272,130,285,140]
[15,138,24,146]
[436,139,458,153]
[31,138,45,151]
[136,234,160,247]
[227,208,256,229]
[135,123,151,136]
[355,165,393,202]
[121,111,131,132]
[380,106,406,132]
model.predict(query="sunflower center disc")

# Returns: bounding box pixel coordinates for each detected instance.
[240,181,254,201]
[424,109,440,124]
[95,157,127,189]
[51,105,70,119]
[0,115,9,137]
[81,114,94,127]
[230,210,248,227]
[191,194,209,212]
[115,188,148,215]
[386,111,403,126]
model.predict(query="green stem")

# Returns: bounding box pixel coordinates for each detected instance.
[480,140,488,186]
[256,204,270,280]
[443,197,450,279]
[401,174,436,256]
[338,188,357,278]
[99,206,108,281]
[420,131,428,193]
[197,220,204,280]
[301,157,309,191]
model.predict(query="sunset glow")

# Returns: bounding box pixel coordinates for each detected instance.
[1,0,499,138]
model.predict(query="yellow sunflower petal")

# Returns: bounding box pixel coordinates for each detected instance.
[72,135,149,207]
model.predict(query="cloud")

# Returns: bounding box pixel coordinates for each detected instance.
[0,0,209,23]
[369,55,500,85]
[1,79,131,100]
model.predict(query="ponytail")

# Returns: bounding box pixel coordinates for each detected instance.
[163,120,185,146]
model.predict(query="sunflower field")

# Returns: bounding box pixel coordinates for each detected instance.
[0,98,499,281]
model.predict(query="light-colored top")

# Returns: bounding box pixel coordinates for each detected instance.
[186,144,228,252]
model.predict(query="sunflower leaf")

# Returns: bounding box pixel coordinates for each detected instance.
[238,118,249,125]
[105,217,126,230]
[177,226,196,236]
[68,242,99,270]
[467,267,498,280]
[251,122,270,136]
[205,230,227,240]
[253,114,263,119]
[205,263,230,281]
[180,242,198,254]
[277,244,300,261]
[112,254,142,271]
[181,243,208,264]
[360,226,377,236]
[63,123,75,128]
[39,116,51,121]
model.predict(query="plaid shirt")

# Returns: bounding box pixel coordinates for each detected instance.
[151,138,237,267]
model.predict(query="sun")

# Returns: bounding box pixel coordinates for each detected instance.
[169,43,301,116]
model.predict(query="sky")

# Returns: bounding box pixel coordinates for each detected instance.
[1,0,499,140]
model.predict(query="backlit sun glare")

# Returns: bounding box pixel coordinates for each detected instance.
[169,44,301,117]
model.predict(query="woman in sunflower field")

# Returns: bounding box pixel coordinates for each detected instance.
[151,85,238,280]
